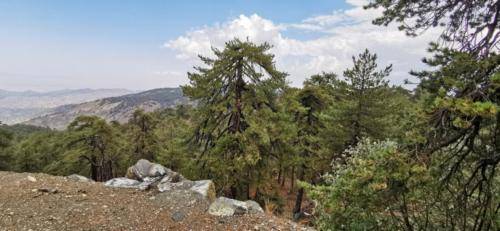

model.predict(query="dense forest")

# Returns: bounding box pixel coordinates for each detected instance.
[1,0,499,230]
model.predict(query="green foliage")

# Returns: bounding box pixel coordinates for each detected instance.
[291,85,330,214]
[154,106,197,178]
[63,116,125,181]
[2,24,495,230]
[413,49,500,230]
[0,123,13,170]
[13,132,63,173]
[306,139,431,230]
[126,109,159,162]
[366,0,500,228]
[339,49,393,145]
[182,39,287,199]
[366,0,499,55]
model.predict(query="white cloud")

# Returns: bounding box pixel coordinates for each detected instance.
[165,15,284,59]
[346,0,369,7]
[165,1,441,87]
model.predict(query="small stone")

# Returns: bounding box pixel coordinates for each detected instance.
[171,211,185,222]
[27,176,37,182]
[37,188,58,194]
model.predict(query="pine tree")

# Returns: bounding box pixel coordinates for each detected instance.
[366,0,499,56]
[182,39,287,199]
[127,109,158,161]
[414,49,500,229]
[154,106,196,177]
[65,116,122,181]
[368,0,500,228]
[340,49,392,146]
[292,85,328,216]
[0,122,12,170]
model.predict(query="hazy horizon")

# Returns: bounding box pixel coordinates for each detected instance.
[1,0,439,91]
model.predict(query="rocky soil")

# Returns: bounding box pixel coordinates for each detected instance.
[0,171,313,231]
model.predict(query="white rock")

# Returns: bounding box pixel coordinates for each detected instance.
[27,176,37,182]
[208,197,249,216]
[126,159,184,182]
[245,200,264,214]
[157,180,193,192]
[128,159,155,180]
[208,197,264,216]
[104,177,143,189]
[189,180,216,202]
[148,164,166,177]
[66,174,93,182]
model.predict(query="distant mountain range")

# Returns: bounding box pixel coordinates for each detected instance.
[24,88,188,130]
[0,88,133,124]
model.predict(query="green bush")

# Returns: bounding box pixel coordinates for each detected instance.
[305,139,431,230]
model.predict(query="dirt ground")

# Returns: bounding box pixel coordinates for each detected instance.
[0,171,314,231]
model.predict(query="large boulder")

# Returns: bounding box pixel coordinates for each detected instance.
[126,159,185,183]
[157,180,194,192]
[157,179,216,203]
[126,159,166,180]
[190,180,216,202]
[208,197,264,216]
[245,200,264,214]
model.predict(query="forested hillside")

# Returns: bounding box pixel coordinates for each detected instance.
[24,88,188,129]
[0,88,132,124]
[0,0,499,230]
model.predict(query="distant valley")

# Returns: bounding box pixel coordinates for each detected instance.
[0,88,132,124]
[24,88,188,130]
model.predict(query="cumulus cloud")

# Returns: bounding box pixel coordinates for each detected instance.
[165,1,441,86]
[166,15,284,59]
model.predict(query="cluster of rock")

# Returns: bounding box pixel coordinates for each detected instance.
[102,159,263,217]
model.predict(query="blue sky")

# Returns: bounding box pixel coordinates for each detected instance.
[0,0,437,91]
[0,0,348,38]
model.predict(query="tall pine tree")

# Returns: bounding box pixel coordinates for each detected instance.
[292,85,328,216]
[340,49,392,146]
[65,116,122,181]
[183,39,287,199]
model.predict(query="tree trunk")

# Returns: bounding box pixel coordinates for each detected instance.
[281,167,286,187]
[230,58,245,134]
[246,169,251,200]
[230,186,238,199]
[277,166,282,183]
[90,158,114,182]
[293,165,306,215]
[90,156,98,181]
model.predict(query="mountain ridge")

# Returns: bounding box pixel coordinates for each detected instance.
[24,87,188,130]
[0,88,134,124]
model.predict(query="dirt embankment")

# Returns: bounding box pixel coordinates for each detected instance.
[0,171,312,231]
